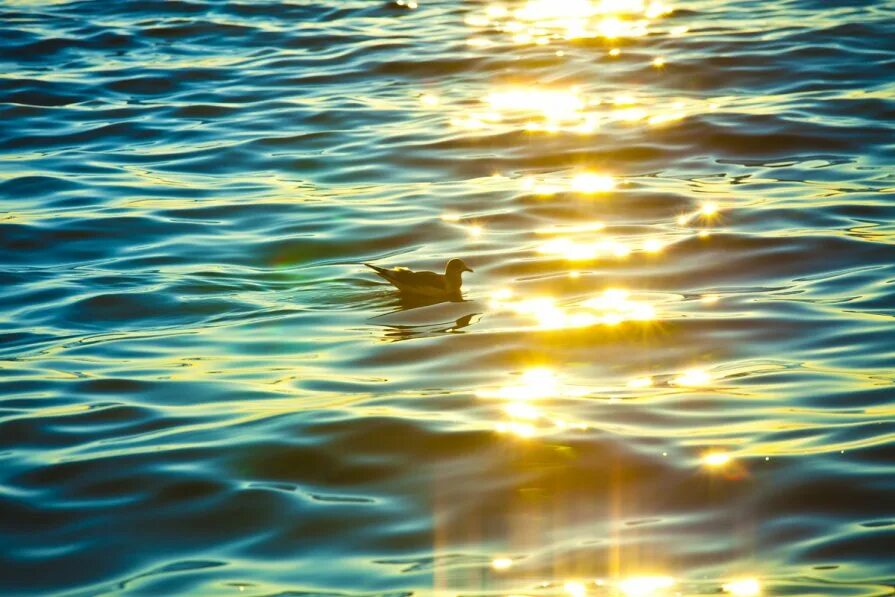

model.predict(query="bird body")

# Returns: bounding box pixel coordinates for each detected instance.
[365,259,473,300]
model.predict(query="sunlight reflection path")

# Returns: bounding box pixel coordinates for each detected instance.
[431,87,714,136]
[465,0,673,46]
[418,1,756,593]
[488,288,656,329]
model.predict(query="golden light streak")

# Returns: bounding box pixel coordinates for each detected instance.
[486,4,509,18]
[582,288,655,321]
[599,0,647,12]
[598,16,648,39]
[451,115,486,129]
[648,110,684,125]
[627,376,653,389]
[701,201,719,216]
[677,201,723,226]
[491,557,514,570]
[482,368,593,439]
[576,113,600,134]
[495,421,537,437]
[643,238,664,253]
[491,287,514,301]
[486,88,585,121]
[523,172,616,195]
[490,288,657,329]
[571,172,616,193]
[504,401,541,419]
[674,368,711,386]
[534,182,563,195]
[723,578,762,596]
[444,86,706,136]
[702,451,732,467]
[478,367,563,400]
[535,221,605,235]
[614,106,648,122]
[645,0,673,17]
[419,93,440,106]
[466,0,676,47]
[537,238,631,261]
[466,36,493,47]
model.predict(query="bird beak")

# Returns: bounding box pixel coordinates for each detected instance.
[464,266,474,273]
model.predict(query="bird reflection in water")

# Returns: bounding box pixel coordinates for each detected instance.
[377,312,479,342]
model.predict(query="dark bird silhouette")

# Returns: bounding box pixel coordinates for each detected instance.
[365,258,473,301]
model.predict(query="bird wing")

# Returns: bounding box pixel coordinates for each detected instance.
[365,264,446,296]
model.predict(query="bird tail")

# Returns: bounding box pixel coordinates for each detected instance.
[364,263,388,276]
[364,263,395,283]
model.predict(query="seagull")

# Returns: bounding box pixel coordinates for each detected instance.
[365,258,473,301]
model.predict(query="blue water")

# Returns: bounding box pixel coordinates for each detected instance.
[1,0,894,595]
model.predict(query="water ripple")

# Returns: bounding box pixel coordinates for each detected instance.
[1,0,893,594]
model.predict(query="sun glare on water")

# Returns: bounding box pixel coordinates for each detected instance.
[466,0,674,44]
[702,451,733,468]
[414,0,754,589]
[488,288,657,330]
[487,88,585,120]
[673,367,712,387]
[723,577,762,596]
[479,368,592,438]
[571,172,616,193]
[430,82,713,136]
[477,367,568,400]
[538,238,631,261]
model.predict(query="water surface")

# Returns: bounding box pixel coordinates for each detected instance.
[1,0,894,595]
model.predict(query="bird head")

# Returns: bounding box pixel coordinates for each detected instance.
[446,258,474,276]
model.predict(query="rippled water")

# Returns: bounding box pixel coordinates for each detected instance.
[2,0,894,595]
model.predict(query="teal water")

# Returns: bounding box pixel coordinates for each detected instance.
[1,0,894,595]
